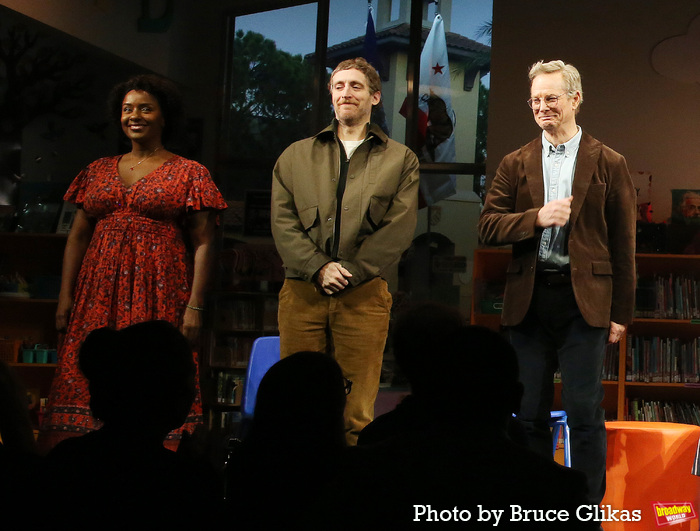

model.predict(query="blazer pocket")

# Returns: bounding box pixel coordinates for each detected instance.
[591,260,613,276]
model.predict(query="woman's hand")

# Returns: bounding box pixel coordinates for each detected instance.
[55,293,74,332]
[55,209,95,333]
[183,210,217,346]
[181,306,203,345]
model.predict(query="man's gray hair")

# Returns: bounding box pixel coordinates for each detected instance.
[529,60,583,111]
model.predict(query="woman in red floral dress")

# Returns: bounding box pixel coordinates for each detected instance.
[39,75,227,452]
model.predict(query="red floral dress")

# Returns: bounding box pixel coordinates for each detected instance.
[40,155,227,450]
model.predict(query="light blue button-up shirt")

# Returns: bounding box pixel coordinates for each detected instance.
[537,127,582,269]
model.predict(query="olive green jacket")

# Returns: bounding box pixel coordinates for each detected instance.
[271,121,419,291]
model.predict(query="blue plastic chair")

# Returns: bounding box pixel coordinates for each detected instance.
[550,410,571,467]
[241,336,280,419]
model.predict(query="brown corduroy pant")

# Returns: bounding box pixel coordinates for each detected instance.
[277,277,392,445]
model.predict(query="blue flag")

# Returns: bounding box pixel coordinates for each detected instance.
[363,4,382,71]
[363,4,389,135]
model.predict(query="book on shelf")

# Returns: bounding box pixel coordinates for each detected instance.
[262,297,278,331]
[602,342,620,381]
[634,273,699,319]
[210,337,254,368]
[216,299,258,330]
[215,371,244,406]
[625,335,699,383]
[207,409,241,431]
[626,398,700,426]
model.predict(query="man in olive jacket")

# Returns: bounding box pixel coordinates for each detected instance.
[478,60,636,506]
[271,58,419,444]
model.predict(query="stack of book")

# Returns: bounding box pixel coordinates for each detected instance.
[634,274,700,320]
[626,398,700,425]
[625,335,700,383]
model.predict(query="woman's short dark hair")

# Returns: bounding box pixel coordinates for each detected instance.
[107,74,184,145]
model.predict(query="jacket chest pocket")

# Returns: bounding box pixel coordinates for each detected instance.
[299,205,320,232]
[364,196,390,232]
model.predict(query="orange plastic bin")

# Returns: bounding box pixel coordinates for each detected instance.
[601,421,700,530]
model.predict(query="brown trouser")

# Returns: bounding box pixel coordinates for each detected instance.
[277,277,392,445]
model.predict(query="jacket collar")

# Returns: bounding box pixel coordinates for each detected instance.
[570,131,603,226]
[522,131,603,222]
[315,119,389,145]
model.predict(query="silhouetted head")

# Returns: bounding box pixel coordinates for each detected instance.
[431,325,522,424]
[391,301,466,392]
[79,320,195,436]
[248,351,347,450]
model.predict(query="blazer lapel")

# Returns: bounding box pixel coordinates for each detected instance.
[570,132,602,225]
[522,137,545,208]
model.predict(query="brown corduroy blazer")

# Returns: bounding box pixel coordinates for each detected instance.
[478,132,637,329]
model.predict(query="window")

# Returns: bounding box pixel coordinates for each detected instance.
[218,0,492,312]
[219,0,491,200]
[219,3,319,199]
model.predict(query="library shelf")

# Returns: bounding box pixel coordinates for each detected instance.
[472,248,700,424]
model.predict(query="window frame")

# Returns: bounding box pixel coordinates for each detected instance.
[219,0,486,190]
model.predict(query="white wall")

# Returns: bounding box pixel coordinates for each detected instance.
[488,0,700,222]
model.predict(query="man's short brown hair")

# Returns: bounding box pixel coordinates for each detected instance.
[329,57,381,95]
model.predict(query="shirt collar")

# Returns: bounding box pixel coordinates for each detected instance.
[316,119,388,145]
[542,126,582,157]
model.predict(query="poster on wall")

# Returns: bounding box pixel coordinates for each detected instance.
[671,189,700,225]
[667,189,700,254]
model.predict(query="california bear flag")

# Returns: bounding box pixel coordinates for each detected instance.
[417,13,457,205]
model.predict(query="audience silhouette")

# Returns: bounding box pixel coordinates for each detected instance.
[225,350,347,530]
[0,359,41,520]
[358,301,467,446]
[359,301,527,447]
[40,320,224,530]
[312,303,597,530]
[6,303,603,529]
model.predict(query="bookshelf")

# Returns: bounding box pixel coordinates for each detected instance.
[0,232,66,430]
[471,248,700,423]
[625,253,700,423]
[202,238,283,435]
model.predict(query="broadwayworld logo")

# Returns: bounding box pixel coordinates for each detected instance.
[653,502,697,527]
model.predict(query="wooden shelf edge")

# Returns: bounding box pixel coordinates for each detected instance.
[624,382,700,388]
[0,232,68,239]
[9,363,58,368]
[631,318,700,325]
[0,297,58,304]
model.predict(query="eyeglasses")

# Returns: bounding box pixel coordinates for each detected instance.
[344,378,353,395]
[527,92,568,110]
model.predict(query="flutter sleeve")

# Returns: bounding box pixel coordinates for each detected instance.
[184,159,228,213]
[63,166,92,207]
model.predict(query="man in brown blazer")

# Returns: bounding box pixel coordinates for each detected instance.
[478,60,636,506]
